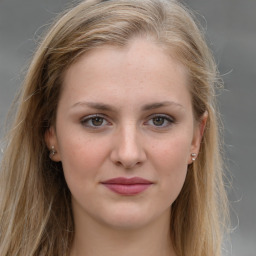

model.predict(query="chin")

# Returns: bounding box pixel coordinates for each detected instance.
[102,214,151,231]
[97,203,168,231]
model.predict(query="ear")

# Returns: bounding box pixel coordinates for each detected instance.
[188,111,208,164]
[45,126,61,162]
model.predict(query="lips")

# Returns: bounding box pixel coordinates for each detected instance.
[101,177,153,195]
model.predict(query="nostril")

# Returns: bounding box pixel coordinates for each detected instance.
[117,160,142,169]
[116,161,122,167]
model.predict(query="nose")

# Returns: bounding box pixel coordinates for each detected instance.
[110,125,147,169]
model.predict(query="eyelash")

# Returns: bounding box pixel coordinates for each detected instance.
[81,114,110,129]
[145,114,175,128]
[80,114,175,129]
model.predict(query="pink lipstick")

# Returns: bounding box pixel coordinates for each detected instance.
[101,177,153,195]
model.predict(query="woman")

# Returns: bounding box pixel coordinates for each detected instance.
[0,0,229,255]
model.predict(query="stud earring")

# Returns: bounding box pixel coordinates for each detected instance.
[49,146,57,159]
[191,153,197,161]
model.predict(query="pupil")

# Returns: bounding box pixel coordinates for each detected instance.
[153,117,164,126]
[92,117,103,126]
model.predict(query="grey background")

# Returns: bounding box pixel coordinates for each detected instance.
[0,0,255,255]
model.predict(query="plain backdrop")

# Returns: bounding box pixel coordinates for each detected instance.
[0,1,255,255]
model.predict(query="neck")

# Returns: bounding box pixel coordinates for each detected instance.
[70,209,176,256]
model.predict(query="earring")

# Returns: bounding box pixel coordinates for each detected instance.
[191,153,197,161]
[49,146,57,159]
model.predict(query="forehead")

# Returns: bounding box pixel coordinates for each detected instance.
[60,37,191,110]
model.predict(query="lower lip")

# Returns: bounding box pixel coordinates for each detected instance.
[103,184,152,195]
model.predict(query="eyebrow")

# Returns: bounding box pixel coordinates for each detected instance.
[141,101,184,111]
[71,101,184,111]
[71,101,117,111]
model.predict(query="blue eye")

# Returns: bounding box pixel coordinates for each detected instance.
[81,115,109,128]
[147,114,174,128]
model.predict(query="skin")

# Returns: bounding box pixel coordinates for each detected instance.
[46,37,206,256]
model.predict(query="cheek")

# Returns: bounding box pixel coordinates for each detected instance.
[151,133,191,169]
[57,132,110,184]
[57,135,112,210]
[149,134,191,197]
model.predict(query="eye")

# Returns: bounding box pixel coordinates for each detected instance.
[81,114,110,128]
[146,114,174,128]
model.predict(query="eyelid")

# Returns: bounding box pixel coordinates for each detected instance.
[144,113,175,127]
[80,114,111,128]
[148,113,174,121]
[80,113,175,129]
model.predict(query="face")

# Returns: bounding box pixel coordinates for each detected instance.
[46,38,204,230]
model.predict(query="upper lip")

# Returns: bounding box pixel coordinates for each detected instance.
[101,177,153,185]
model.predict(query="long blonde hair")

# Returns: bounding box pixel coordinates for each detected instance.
[0,0,229,255]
